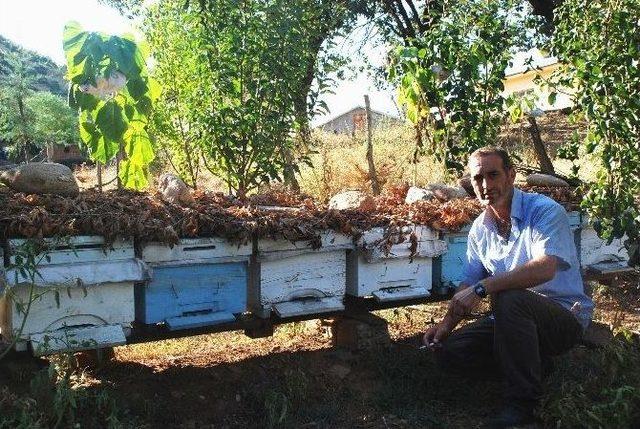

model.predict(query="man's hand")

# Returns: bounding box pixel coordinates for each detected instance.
[422,315,456,348]
[449,285,482,318]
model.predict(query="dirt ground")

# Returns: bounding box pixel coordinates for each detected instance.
[1,278,639,429]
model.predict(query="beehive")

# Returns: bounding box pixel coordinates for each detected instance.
[346,226,447,302]
[250,231,352,318]
[139,238,252,330]
[0,236,143,355]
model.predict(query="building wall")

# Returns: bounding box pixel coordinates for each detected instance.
[502,63,573,111]
[318,108,400,135]
[46,143,86,165]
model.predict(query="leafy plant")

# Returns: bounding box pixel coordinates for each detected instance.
[388,0,543,173]
[144,0,348,196]
[549,0,640,265]
[0,238,69,361]
[63,21,159,189]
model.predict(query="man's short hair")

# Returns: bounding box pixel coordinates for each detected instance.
[469,146,513,171]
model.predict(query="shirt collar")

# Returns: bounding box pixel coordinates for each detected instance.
[510,188,523,222]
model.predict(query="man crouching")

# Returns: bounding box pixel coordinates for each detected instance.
[423,147,593,428]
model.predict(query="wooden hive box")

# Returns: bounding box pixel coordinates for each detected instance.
[437,225,471,292]
[346,226,447,302]
[0,236,144,355]
[580,215,629,268]
[140,238,252,330]
[250,231,353,318]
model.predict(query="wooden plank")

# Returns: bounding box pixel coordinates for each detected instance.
[6,259,148,288]
[143,238,252,263]
[273,296,344,318]
[359,225,438,245]
[586,261,635,275]
[364,239,446,262]
[372,286,430,302]
[347,251,433,299]
[9,237,134,265]
[257,231,353,253]
[30,324,126,356]
[165,311,237,330]
[257,250,346,306]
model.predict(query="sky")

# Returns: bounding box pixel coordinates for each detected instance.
[0,0,399,124]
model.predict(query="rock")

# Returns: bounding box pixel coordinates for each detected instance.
[526,173,570,187]
[427,183,468,202]
[581,321,613,349]
[458,174,476,197]
[0,162,79,197]
[157,173,194,205]
[404,186,435,204]
[328,190,375,211]
[406,184,468,203]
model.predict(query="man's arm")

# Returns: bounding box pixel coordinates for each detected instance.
[448,255,559,317]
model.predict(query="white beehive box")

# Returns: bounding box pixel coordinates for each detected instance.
[347,226,447,302]
[0,236,145,355]
[250,231,353,318]
[580,216,629,267]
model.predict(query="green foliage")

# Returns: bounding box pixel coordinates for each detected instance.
[0,35,67,97]
[540,333,640,428]
[27,92,79,147]
[144,0,336,196]
[0,56,37,162]
[63,21,159,189]
[550,0,640,265]
[389,0,541,173]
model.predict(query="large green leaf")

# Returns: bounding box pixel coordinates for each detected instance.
[95,100,128,142]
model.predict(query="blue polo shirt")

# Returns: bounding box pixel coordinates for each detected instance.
[462,188,593,328]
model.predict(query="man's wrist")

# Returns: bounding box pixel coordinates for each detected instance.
[472,280,487,298]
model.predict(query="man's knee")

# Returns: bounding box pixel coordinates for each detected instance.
[493,289,530,318]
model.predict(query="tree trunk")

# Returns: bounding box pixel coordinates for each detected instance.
[364,95,381,196]
[527,115,555,174]
[281,147,301,194]
[96,161,103,192]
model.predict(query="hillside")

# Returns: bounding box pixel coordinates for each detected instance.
[0,35,67,97]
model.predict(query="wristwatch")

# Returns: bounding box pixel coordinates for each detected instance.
[473,281,487,298]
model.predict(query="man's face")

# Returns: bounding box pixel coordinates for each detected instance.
[468,154,516,208]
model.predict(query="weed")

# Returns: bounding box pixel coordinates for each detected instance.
[539,332,640,428]
[264,388,290,428]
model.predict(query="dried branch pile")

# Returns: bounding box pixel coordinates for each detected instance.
[0,184,579,246]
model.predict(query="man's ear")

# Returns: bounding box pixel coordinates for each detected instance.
[507,167,516,183]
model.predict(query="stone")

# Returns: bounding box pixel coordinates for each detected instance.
[404,186,435,204]
[157,173,194,205]
[329,312,391,351]
[427,183,468,202]
[328,190,375,211]
[526,173,570,187]
[0,162,79,197]
[581,321,613,349]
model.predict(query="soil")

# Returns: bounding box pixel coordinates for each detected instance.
[1,278,638,429]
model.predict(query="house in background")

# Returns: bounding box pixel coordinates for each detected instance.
[45,143,86,166]
[316,106,402,135]
[502,50,573,111]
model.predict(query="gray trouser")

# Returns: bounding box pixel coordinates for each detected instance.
[436,289,583,401]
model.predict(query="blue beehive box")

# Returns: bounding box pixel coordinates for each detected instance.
[438,225,472,291]
[138,238,252,330]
